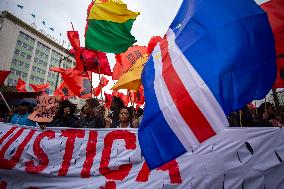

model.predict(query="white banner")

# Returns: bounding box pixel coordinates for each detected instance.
[0,123,283,189]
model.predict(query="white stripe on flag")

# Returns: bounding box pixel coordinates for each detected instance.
[152,44,200,151]
[166,29,229,133]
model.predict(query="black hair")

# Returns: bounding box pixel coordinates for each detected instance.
[55,100,76,118]
[119,106,133,122]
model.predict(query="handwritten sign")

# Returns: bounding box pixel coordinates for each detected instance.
[28,96,60,122]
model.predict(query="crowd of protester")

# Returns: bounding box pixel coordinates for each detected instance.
[0,96,144,129]
[228,102,284,127]
[1,97,284,128]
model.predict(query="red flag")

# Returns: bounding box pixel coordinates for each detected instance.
[50,67,92,98]
[93,76,109,97]
[93,87,102,97]
[16,78,27,92]
[67,31,84,71]
[70,47,112,76]
[261,0,284,88]
[104,92,113,109]
[128,90,136,104]
[54,81,75,97]
[0,70,11,86]
[147,36,162,54]
[30,83,50,92]
[118,92,129,106]
[136,85,145,105]
[112,90,119,97]
[112,46,147,80]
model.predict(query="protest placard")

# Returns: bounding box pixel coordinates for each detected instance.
[28,96,60,122]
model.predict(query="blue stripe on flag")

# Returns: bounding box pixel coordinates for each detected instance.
[171,0,276,114]
[138,55,186,169]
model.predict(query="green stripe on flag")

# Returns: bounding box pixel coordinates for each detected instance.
[85,19,136,54]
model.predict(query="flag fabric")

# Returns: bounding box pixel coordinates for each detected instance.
[111,55,148,91]
[93,76,109,96]
[104,92,112,109]
[138,0,276,169]
[85,0,139,54]
[112,46,147,80]
[67,31,84,71]
[29,83,49,92]
[0,70,10,86]
[16,78,27,92]
[118,92,129,106]
[69,47,112,76]
[50,67,92,98]
[260,0,284,88]
[147,36,163,55]
[129,90,136,104]
[54,81,75,97]
[136,85,144,105]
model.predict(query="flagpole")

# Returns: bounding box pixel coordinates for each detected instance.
[98,64,104,101]
[0,92,11,112]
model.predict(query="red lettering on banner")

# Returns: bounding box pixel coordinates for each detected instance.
[0,181,7,189]
[99,130,136,180]
[58,129,85,176]
[0,128,35,170]
[157,160,182,184]
[81,130,98,178]
[136,162,150,182]
[136,160,182,184]
[99,181,116,189]
[0,127,17,145]
[25,130,55,174]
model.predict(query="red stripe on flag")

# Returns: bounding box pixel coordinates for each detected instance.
[160,37,216,143]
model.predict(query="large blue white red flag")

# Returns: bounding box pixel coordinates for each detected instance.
[138,0,276,169]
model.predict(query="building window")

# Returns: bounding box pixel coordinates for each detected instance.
[35,50,39,55]
[22,43,27,49]
[12,59,17,65]
[22,73,27,78]
[32,66,36,72]
[25,63,29,69]
[37,68,41,73]
[40,78,44,83]
[16,70,21,76]
[17,40,22,46]
[26,54,31,60]
[10,68,15,74]
[45,54,48,59]
[42,70,46,75]
[14,49,20,56]
[20,52,26,58]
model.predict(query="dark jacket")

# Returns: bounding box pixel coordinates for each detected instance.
[73,116,104,128]
[48,115,79,128]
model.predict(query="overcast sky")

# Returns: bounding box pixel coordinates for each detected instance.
[0,0,270,94]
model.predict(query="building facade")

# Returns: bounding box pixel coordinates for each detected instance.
[0,11,76,94]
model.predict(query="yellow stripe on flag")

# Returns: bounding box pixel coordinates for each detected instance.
[88,0,139,23]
